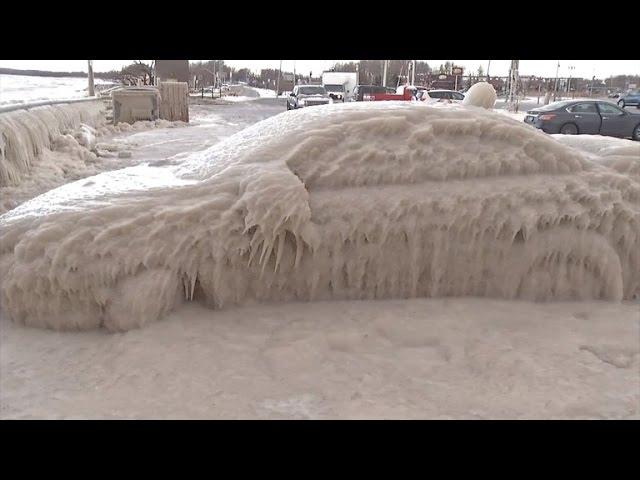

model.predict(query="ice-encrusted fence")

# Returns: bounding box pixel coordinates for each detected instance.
[0,98,104,187]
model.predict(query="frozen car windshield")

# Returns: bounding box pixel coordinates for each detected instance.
[324,85,344,92]
[299,86,326,95]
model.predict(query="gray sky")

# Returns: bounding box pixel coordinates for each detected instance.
[0,60,638,79]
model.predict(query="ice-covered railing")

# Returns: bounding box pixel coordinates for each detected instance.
[0,96,99,114]
[0,98,104,187]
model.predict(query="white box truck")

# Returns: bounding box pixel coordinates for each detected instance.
[322,72,358,102]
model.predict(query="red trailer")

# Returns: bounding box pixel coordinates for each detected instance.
[369,86,415,101]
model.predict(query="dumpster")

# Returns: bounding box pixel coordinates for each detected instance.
[112,86,161,124]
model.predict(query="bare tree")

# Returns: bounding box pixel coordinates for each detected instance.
[118,61,155,86]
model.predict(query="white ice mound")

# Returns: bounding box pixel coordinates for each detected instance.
[1,102,639,331]
[462,82,497,109]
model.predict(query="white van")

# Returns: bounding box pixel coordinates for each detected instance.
[321,72,358,102]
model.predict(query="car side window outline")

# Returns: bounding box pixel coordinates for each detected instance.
[598,103,625,116]
[570,103,598,113]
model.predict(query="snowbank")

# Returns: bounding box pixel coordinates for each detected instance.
[1,102,639,331]
[250,87,277,98]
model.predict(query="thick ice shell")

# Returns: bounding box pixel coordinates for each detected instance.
[1,102,638,331]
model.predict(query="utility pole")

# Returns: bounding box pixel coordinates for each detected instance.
[553,61,560,102]
[276,60,282,96]
[212,62,217,98]
[486,60,491,80]
[382,60,388,87]
[506,60,520,111]
[568,65,574,98]
[411,60,416,85]
[87,60,95,97]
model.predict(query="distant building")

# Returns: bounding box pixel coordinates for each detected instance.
[155,60,190,84]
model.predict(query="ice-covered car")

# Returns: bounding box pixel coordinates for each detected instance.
[286,85,332,110]
[1,102,638,331]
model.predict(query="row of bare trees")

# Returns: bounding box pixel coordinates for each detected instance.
[104,61,640,94]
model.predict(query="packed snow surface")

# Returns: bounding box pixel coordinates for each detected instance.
[1,298,637,419]
[1,101,639,331]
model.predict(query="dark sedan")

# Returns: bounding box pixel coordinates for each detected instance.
[618,90,640,108]
[524,100,640,140]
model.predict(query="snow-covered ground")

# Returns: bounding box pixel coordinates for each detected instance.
[1,95,638,419]
[189,86,289,103]
[1,298,637,419]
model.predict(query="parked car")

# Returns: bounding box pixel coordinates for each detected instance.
[287,85,332,110]
[420,89,465,102]
[618,90,640,108]
[524,100,640,140]
[350,85,396,102]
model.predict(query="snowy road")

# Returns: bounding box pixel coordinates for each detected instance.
[101,97,287,167]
